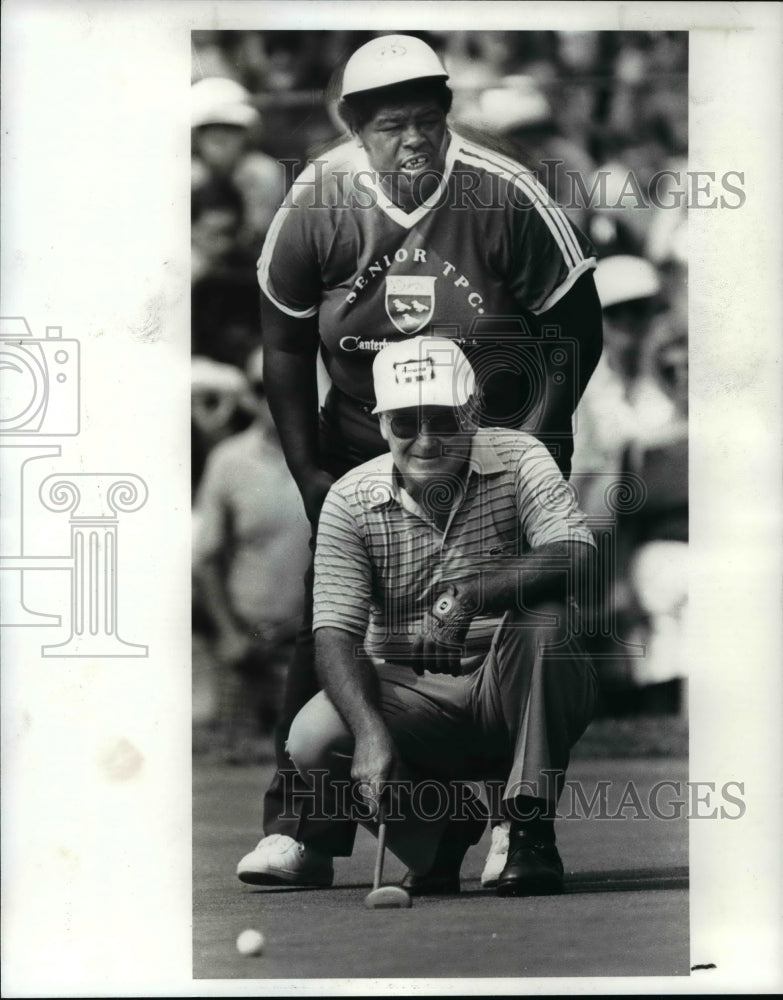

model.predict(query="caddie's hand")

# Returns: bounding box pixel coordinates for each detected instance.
[351,724,397,820]
[409,584,475,676]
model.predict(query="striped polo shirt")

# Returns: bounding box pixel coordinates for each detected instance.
[313,428,596,670]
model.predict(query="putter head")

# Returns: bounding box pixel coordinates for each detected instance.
[364,885,412,909]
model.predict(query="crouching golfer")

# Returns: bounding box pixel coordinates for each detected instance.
[284,337,598,896]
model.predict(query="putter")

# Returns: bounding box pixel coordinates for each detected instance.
[364,801,412,909]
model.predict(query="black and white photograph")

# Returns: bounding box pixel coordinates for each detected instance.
[2,2,781,996]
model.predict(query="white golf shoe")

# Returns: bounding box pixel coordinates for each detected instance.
[236,834,334,887]
[480,822,510,888]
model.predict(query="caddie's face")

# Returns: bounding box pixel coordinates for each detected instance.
[357,98,449,181]
[380,405,476,492]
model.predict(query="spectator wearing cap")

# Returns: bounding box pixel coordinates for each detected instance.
[454,77,595,230]
[191,76,285,251]
[570,254,675,516]
[193,347,312,761]
[190,355,255,495]
[571,255,688,715]
[242,337,597,895]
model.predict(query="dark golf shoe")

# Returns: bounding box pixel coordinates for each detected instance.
[495,827,564,897]
[400,868,461,896]
[400,813,487,896]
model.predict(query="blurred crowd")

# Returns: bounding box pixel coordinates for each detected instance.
[191,30,689,759]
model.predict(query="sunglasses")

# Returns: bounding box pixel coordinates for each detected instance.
[388,409,465,438]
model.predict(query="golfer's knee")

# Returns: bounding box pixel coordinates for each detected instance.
[286,691,350,777]
[506,600,569,636]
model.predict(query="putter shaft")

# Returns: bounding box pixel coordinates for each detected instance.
[372,806,387,892]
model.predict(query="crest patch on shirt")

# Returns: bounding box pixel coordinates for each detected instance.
[385,275,435,335]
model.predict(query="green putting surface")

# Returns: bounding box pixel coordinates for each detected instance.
[193,757,689,982]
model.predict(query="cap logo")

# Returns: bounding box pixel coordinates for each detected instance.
[379,43,407,58]
[393,358,436,385]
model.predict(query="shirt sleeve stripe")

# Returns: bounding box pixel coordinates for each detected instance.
[532,257,596,315]
[457,148,579,271]
[503,434,596,548]
[256,167,319,319]
[461,137,584,264]
[313,491,373,635]
[457,138,584,258]
[456,141,584,269]
[511,170,584,265]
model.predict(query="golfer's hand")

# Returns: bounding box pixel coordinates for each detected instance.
[351,725,397,820]
[409,584,475,676]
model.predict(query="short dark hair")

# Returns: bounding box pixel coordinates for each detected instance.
[338,78,452,133]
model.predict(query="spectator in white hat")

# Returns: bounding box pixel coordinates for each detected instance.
[571,254,674,513]
[191,76,284,250]
[454,77,595,229]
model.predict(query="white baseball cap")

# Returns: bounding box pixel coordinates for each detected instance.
[372,336,475,414]
[341,35,449,99]
[459,78,551,133]
[191,77,260,129]
[594,255,661,309]
[191,355,247,395]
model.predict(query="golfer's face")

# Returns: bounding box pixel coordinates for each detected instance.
[381,406,475,489]
[357,98,448,181]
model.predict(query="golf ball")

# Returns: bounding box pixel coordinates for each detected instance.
[236,928,265,956]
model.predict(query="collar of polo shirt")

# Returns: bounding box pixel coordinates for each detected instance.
[358,429,506,511]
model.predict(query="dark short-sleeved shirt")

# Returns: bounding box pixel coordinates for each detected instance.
[258,133,596,403]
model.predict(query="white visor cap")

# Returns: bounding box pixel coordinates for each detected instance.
[191,76,259,129]
[341,34,449,99]
[372,336,475,414]
[594,255,661,309]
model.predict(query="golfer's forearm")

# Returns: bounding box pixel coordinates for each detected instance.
[459,542,593,615]
[261,296,322,486]
[314,627,386,739]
